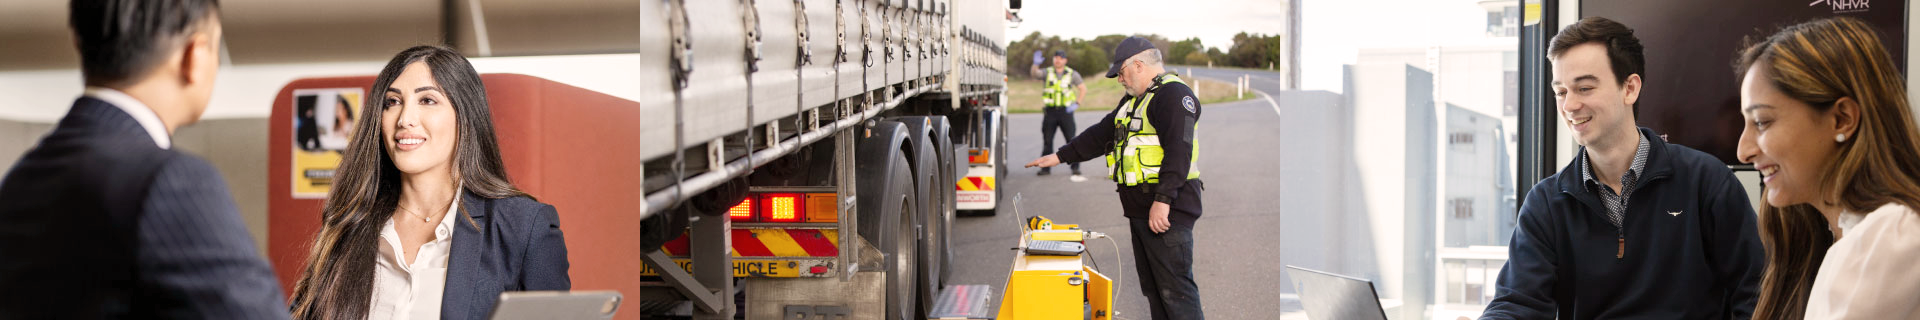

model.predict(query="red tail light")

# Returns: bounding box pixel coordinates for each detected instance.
[728,198,754,221]
[760,193,804,223]
[727,192,837,223]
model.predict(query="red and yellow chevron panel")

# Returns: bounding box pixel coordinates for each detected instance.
[660,228,841,257]
[955,176,996,191]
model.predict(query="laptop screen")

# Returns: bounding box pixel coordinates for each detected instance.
[1285,265,1388,320]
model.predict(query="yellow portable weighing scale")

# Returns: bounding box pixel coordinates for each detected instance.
[928,194,1120,320]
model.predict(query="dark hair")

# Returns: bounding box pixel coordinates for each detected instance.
[69,0,222,87]
[290,46,531,320]
[1549,17,1646,109]
[1736,17,1920,320]
[334,95,354,129]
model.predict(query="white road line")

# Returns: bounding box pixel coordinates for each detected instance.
[1258,90,1281,117]
[1190,73,1282,117]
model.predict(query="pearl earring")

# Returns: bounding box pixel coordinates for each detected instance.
[1837,133,1848,142]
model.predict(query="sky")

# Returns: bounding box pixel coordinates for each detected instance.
[1005,0,1287,53]
[1298,0,1504,93]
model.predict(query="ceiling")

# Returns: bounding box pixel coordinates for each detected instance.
[0,0,638,70]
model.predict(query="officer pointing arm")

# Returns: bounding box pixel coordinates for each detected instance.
[1028,38,1200,234]
[1025,107,1117,171]
[1026,36,1209,319]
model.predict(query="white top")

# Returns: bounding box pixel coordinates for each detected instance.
[81,87,170,149]
[369,197,460,320]
[1805,203,1920,319]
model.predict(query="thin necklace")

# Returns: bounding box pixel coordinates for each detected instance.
[398,205,431,222]
[399,182,460,222]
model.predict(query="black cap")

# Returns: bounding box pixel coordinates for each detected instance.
[1054,50,1067,58]
[1106,36,1155,78]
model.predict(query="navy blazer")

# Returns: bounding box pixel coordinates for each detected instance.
[0,98,289,319]
[440,191,571,318]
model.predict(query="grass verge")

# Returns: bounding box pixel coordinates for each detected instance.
[1006,76,1255,114]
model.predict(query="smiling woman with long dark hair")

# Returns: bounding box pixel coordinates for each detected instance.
[288,45,570,320]
[1737,17,1920,320]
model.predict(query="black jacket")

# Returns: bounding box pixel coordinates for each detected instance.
[0,98,289,319]
[441,192,572,318]
[1057,75,1202,226]
[1482,127,1764,320]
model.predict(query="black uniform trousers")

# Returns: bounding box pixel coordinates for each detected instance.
[1120,182,1204,320]
[1040,106,1080,172]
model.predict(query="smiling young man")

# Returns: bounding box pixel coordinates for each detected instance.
[1478,17,1765,320]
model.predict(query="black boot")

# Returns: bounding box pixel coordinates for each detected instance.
[1037,168,1052,176]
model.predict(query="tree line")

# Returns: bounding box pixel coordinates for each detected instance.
[1008,31,1281,79]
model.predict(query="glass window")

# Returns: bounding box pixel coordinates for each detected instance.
[1284,0,1526,319]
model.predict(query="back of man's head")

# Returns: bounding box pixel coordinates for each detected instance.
[70,0,222,88]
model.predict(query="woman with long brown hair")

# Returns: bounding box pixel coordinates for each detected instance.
[1737,17,1920,319]
[288,45,570,319]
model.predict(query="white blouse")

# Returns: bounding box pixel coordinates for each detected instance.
[1805,203,1920,319]
[368,199,459,320]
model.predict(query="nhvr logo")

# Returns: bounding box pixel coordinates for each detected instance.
[1810,0,1871,13]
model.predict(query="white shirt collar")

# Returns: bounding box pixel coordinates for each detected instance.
[437,193,460,238]
[1837,203,1910,235]
[81,87,172,149]
[376,192,462,268]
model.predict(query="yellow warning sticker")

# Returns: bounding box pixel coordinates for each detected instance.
[639,259,817,278]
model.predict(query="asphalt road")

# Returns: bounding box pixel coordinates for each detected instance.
[1178,66,1284,101]
[946,67,1283,320]
[1178,66,1312,318]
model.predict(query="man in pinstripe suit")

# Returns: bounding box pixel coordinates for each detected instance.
[0,0,289,318]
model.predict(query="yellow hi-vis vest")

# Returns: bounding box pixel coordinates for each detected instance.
[1107,74,1200,186]
[1043,67,1077,107]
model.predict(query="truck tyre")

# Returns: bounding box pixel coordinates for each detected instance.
[896,115,952,313]
[880,152,921,320]
[928,116,957,290]
[992,109,1008,214]
[638,208,686,254]
[909,124,943,316]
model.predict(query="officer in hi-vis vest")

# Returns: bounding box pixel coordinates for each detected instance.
[1025,36,1205,320]
[1029,49,1088,181]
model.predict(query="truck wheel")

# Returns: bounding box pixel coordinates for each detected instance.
[638,208,686,254]
[882,153,921,320]
[933,116,956,291]
[993,109,1008,214]
[996,109,1008,179]
[930,116,957,290]
[641,178,745,253]
[912,130,943,316]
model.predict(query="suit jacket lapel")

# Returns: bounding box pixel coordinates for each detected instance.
[441,192,493,319]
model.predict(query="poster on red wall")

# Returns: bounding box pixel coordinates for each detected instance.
[290,88,362,198]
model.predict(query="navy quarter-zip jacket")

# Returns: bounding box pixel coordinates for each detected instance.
[1481,127,1764,320]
